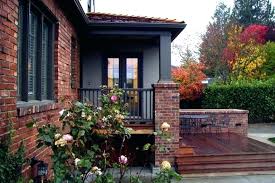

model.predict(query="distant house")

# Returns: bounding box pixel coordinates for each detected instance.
[0,0,186,177]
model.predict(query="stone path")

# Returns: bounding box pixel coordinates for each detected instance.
[248,123,275,146]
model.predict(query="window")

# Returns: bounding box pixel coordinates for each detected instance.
[17,0,56,102]
[107,58,120,87]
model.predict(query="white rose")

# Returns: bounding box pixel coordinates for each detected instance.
[160,122,171,132]
[87,115,92,121]
[55,138,67,147]
[161,161,171,170]
[75,158,81,166]
[81,111,86,118]
[54,133,62,139]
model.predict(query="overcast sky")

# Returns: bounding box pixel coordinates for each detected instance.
[94,0,275,65]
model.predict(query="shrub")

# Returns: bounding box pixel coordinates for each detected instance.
[172,63,206,101]
[202,79,275,122]
[0,122,26,183]
[263,42,275,78]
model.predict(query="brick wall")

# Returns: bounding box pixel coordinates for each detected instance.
[0,0,80,178]
[179,109,249,136]
[153,83,180,167]
[0,0,18,134]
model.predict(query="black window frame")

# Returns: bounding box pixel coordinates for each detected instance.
[17,0,57,102]
[102,53,143,89]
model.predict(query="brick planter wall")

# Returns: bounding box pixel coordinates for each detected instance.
[180,109,249,136]
[153,83,180,167]
[0,0,80,178]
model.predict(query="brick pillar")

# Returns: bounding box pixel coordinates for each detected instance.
[153,83,180,166]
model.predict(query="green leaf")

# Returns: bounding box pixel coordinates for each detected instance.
[142,143,151,151]
[26,121,35,128]
[78,130,85,138]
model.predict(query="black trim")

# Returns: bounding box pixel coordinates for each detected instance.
[48,23,55,100]
[102,55,108,86]
[36,14,43,100]
[17,0,56,102]
[21,0,30,101]
[88,22,186,29]
[31,0,58,23]
[87,22,186,40]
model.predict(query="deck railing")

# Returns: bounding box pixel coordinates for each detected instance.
[78,88,154,123]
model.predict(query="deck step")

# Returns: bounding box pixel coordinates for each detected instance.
[176,153,275,161]
[179,167,275,174]
[177,133,275,174]
[177,158,275,165]
[176,153,275,174]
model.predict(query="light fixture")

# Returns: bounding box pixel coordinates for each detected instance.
[30,157,48,183]
[37,161,48,177]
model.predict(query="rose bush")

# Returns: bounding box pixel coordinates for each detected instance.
[28,86,130,183]
[28,86,182,183]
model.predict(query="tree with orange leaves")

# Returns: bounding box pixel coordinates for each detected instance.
[172,63,206,101]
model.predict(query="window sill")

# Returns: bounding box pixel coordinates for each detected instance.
[17,100,59,117]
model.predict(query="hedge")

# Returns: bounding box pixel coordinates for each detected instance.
[202,79,275,123]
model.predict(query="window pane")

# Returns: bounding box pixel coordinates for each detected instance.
[41,21,49,99]
[28,11,38,99]
[108,58,119,87]
[126,58,138,89]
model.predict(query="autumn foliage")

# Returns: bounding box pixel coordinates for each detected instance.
[223,24,271,80]
[172,63,206,101]
[240,24,269,44]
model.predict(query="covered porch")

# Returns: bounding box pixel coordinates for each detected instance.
[79,13,186,130]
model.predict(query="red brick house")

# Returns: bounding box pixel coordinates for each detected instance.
[0,0,186,177]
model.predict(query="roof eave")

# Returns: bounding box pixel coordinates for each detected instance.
[87,21,187,40]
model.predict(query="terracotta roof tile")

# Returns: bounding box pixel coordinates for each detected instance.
[87,12,184,24]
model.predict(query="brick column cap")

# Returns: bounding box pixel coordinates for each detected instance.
[152,83,179,88]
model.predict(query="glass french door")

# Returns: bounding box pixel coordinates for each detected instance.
[106,55,141,118]
[107,57,139,89]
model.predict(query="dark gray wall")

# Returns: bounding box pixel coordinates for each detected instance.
[81,39,159,88]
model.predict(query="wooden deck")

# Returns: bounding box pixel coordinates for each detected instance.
[176,133,275,174]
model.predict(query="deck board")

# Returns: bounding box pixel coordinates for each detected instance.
[180,133,275,155]
[177,133,275,174]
